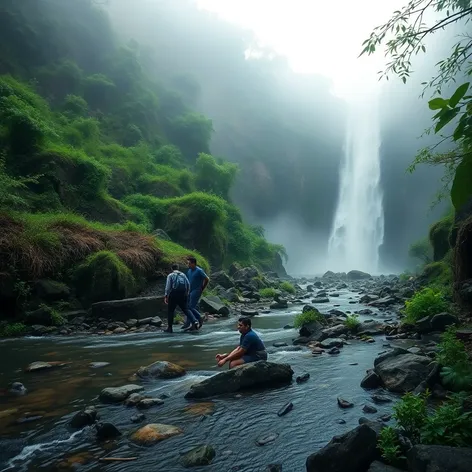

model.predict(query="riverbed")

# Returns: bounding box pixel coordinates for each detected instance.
[0,288,400,472]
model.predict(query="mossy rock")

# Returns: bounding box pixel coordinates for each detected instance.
[74,250,137,305]
[429,213,453,261]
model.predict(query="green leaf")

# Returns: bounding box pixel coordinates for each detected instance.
[451,157,472,211]
[435,108,460,133]
[428,97,449,110]
[449,82,470,107]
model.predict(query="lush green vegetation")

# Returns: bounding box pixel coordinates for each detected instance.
[403,287,449,324]
[0,0,286,322]
[259,287,277,299]
[279,281,296,294]
[293,309,325,329]
[344,314,360,332]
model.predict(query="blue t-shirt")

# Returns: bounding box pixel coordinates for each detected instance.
[240,329,266,356]
[187,266,208,292]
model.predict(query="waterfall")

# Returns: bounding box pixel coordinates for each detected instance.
[327,87,384,274]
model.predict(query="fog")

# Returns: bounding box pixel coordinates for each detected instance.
[107,0,452,274]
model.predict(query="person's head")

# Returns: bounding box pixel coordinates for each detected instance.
[171,263,179,272]
[187,256,197,269]
[238,316,252,334]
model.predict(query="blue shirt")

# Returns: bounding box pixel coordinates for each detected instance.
[240,329,266,356]
[187,266,208,292]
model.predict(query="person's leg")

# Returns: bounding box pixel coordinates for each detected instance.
[189,289,203,326]
[166,295,177,332]
[229,358,245,369]
[177,294,198,330]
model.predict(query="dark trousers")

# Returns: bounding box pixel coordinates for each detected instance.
[167,292,195,329]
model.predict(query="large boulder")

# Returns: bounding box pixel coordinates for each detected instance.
[347,270,371,280]
[99,384,144,403]
[321,324,348,339]
[131,423,183,445]
[233,266,259,283]
[210,271,234,289]
[430,312,459,332]
[407,445,472,472]
[299,320,324,339]
[136,361,186,380]
[374,353,437,393]
[91,296,166,321]
[200,296,230,316]
[185,361,293,399]
[306,424,380,472]
[367,461,403,472]
[181,445,216,467]
[34,279,70,302]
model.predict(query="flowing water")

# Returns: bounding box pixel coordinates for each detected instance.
[328,87,385,274]
[0,289,399,472]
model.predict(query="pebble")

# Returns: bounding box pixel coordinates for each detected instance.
[337,397,354,409]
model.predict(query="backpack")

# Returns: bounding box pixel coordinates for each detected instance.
[171,272,187,293]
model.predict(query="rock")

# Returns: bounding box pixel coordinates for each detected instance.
[361,371,381,390]
[211,271,234,289]
[126,318,138,327]
[379,414,392,422]
[70,406,98,429]
[137,398,164,409]
[371,395,392,404]
[241,309,259,317]
[430,313,458,331]
[124,393,145,407]
[373,348,410,367]
[368,460,403,472]
[407,445,472,472]
[337,397,354,408]
[362,404,378,414]
[229,262,242,276]
[95,422,122,441]
[181,444,216,467]
[266,465,282,472]
[312,297,329,303]
[312,347,324,355]
[149,316,162,327]
[374,353,437,393]
[415,316,432,334]
[273,342,288,348]
[321,324,349,339]
[25,361,70,373]
[277,402,293,416]
[99,384,144,403]
[114,327,127,334]
[136,361,186,379]
[130,413,145,423]
[233,266,259,282]
[131,423,183,445]
[347,270,371,280]
[91,296,166,321]
[8,382,27,396]
[185,361,293,399]
[320,338,344,349]
[300,320,323,339]
[256,432,279,446]
[200,296,230,316]
[323,271,336,278]
[296,373,310,383]
[34,279,70,302]
[306,424,379,472]
[327,347,340,355]
[369,296,397,308]
[89,362,110,369]
[270,300,288,309]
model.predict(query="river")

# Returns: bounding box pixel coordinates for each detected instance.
[0,287,399,472]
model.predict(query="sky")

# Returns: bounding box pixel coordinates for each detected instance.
[196,0,405,96]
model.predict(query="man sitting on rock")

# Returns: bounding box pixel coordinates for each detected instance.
[216,317,267,368]
[164,264,198,333]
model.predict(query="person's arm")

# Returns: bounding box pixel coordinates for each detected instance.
[217,345,245,366]
[201,269,209,292]
[164,274,172,304]
[184,274,190,296]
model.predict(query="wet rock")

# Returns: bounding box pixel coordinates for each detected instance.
[114,327,127,334]
[16,414,43,424]
[270,300,288,309]
[136,360,186,380]
[415,316,433,334]
[99,384,144,403]
[126,319,138,327]
[137,398,164,409]
[312,347,324,355]
[241,309,259,317]
[369,296,397,308]
[347,270,371,280]
[299,319,323,339]
[185,361,293,399]
[374,353,437,393]
[150,316,163,327]
[25,361,70,373]
[181,445,216,467]
[379,414,392,422]
[320,338,344,349]
[124,393,145,407]
[266,465,282,472]
[256,432,279,446]
[407,347,423,355]
[306,424,379,472]
[95,422,122,441]
[89,362,110,369]
[9,382,27,396]
[130,413,145,423]
[70,406,98,429]
[431,312,459,332]
[296,373,310,383]
[337,419,346,424]
[327,347,340,355]
[361,371,381,390]
[200,296,230,316]
[277,402,293,416]
[293,336,312,345]
[211,271,234,289]
[321,324,349,339]
[337,397,354,408]
[312,297,329,303]
[407,445,472,472]
[373,348,409,367]
[371,394,392,404]
[368,460,403,472]
[273,342,288,348]
[362,404,378,414]
[91,296,166,322]
[131,423,183,445]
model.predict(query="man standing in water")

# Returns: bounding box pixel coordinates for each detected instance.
[163,264,198,333]
[183,256,209,330]
[215,317,267,369]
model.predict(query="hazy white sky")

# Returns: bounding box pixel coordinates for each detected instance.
[196,0,404,96]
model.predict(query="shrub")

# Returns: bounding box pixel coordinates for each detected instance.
[279,281,295,294]
[403,287,449,324]
[74,250,137,304]
[0,322,27,337]
[393,392,429,444]
[408,237,432,264]
[195,153,238,200]
[259,287,277,298]
[345,314,361,331]
[294,309,325,328]
[62,94,88,117]
[378,427,402,464]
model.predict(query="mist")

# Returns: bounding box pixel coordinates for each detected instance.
[106,0,451,275]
